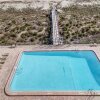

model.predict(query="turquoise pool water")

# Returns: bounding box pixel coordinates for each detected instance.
[10,51,100,91]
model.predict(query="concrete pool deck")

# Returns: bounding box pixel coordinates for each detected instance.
[0,44,100,100]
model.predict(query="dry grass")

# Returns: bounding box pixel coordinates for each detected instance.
[0,7,50,45]
[0,5,100,45]
[59,5,100,44]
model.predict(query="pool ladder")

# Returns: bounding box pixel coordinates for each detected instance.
[86,89,96,100]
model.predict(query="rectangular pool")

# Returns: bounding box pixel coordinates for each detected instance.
[6,50,100,95]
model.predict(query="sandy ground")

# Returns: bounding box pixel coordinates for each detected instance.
[0,45,100,100]
[0,0,61,2]
[0,0,100,10]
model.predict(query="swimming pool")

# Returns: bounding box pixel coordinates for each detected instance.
[6,50,100,95]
